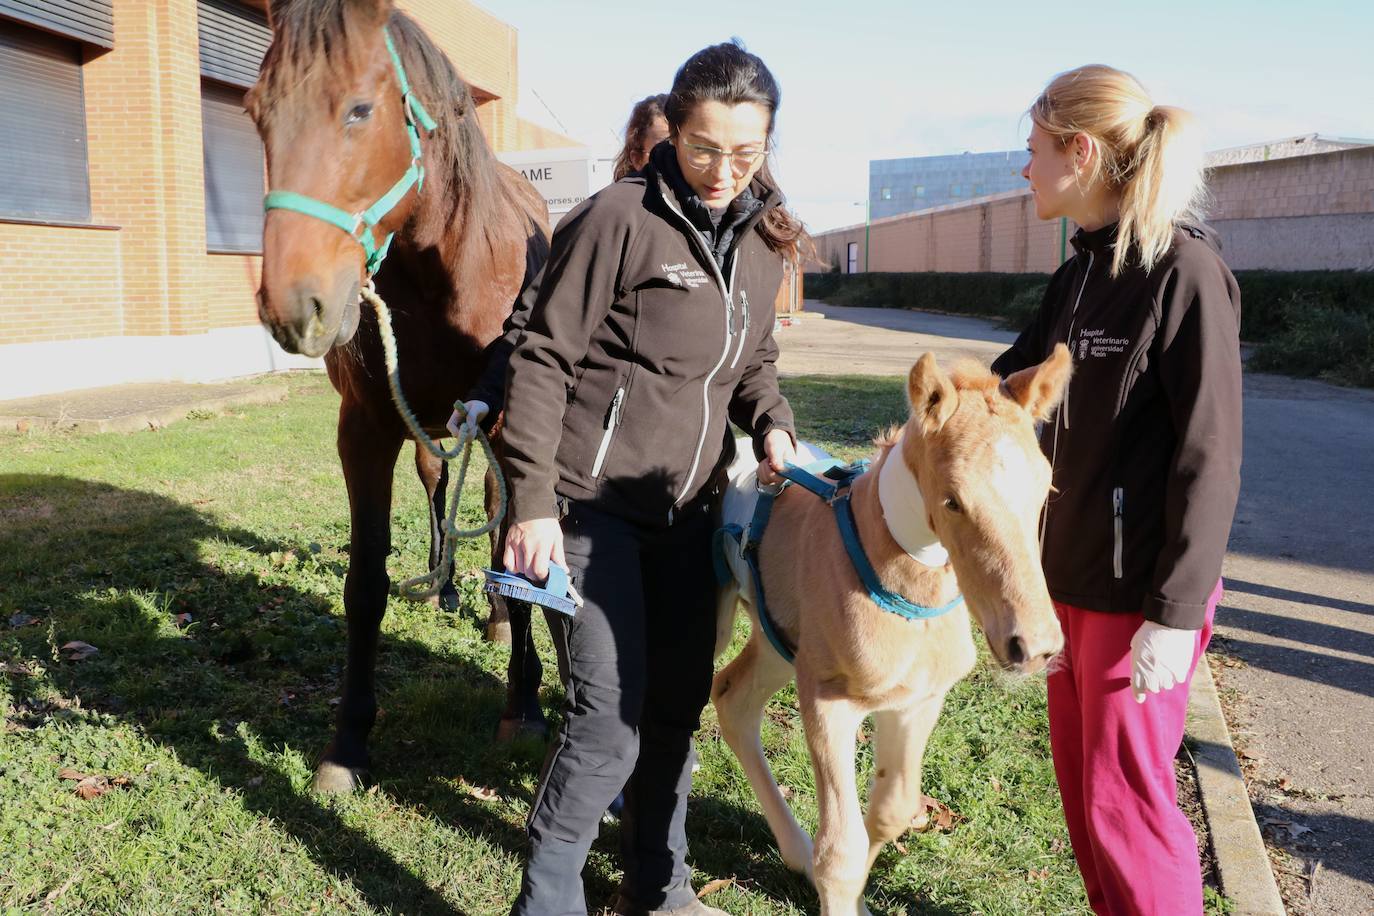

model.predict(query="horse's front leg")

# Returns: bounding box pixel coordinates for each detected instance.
[864,695,947,872]
[487,464,547,739]
[800,681,874,916]
[414,443,460,610]
[313,408,403,794]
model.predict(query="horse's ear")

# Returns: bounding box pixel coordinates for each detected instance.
[907,353,957,436]
[1001,343,1072,422]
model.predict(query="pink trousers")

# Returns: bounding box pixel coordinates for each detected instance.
[1047,581,1221,916]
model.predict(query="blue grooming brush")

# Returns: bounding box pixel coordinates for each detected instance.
[482,563,581,617]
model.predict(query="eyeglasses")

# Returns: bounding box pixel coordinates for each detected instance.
[680,142,768,174]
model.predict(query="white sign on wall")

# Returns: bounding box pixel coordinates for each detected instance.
[498,147,614,226]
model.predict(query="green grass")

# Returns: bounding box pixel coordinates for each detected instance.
[0,372,1094,915]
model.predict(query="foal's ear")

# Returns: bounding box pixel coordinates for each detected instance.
[907,353,958,436]
[1001,343,1072,422]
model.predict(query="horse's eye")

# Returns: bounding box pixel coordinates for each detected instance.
[943,496,963,514]
[346,103,373,125]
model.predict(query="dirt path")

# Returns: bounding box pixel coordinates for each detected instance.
[777,300,1374,915]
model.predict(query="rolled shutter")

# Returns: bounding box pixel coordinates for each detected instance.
[198,0,269,90]
[202,82,264,252]
[0,22,91,222]
[0,0,113,49]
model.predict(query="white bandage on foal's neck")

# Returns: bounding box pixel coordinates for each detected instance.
[877,440,950,568]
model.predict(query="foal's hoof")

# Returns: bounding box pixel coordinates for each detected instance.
[486,618,513,645]
[312,760,368,795]
[496,715,549,743]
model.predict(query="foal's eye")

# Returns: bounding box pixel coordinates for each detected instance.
[943,496,963,514]
[346,103,374,125]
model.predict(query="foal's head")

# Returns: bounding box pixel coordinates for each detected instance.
[246,0,486,357]
[899,346,1072,674]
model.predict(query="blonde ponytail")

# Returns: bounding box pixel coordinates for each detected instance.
[1030,66,1207,275]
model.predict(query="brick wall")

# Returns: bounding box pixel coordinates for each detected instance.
[813,147,1374,276]
[1,0,578,357]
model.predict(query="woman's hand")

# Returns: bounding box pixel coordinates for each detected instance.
[446,400,489,439]
[503,517,566,583]
[1129,620,1197,703]
[757,428,797,486]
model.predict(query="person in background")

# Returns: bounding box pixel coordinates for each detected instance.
[501,40,808,916]
[613,93,670,181]
[992,64,1243,916]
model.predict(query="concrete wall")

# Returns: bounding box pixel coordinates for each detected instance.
[814,146,1374,276]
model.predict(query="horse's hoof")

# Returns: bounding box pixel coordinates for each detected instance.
[438,585,461,612]
[312,760,368,794]
[486,618,512,645]
[495,715,549,743]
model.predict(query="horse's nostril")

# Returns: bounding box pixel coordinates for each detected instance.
[310,296,325,319]
[1007,636,1028,666]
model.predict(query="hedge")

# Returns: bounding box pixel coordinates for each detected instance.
[804,270,1374,385]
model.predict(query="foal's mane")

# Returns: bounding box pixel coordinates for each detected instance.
[251,1,525,247]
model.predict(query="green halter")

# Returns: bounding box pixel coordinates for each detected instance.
[262,26,438,276]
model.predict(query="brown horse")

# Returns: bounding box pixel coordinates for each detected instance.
[712,348,1071,914]
[247,0,550,792]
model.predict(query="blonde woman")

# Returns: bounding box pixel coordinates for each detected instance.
[992,65,1242,915]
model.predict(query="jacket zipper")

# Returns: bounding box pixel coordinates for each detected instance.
[1061,250,1095,429]
[658,194,740,524]
[590,387,625,479]
[1041,249,1095,550]
[1112,486,1124,579]
[729,289,751,369]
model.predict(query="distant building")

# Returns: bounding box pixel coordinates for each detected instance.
[1205,133,1373,167]
[869,150,1029,219]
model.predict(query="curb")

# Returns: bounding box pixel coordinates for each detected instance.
[1186,657,1285,915]
[0,382,290,435]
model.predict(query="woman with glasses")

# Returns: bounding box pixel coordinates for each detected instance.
[499,40,808,916]
[613,94,671,181]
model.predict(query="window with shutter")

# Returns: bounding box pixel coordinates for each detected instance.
[201,81,265,253]
[0,22,91,222]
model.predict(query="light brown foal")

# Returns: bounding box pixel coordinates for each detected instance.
[712,346,1072,915]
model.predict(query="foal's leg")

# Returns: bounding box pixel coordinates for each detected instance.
[863,696,946,872]
[711,629,812,873]
[314,407,403,793]
[413,442,460,610]
[800,684,873,916]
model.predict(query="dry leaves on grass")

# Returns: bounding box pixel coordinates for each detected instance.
[456,778,500,802]
[696,877,735,898]
[894,795,964,853]
[59,641,99,662]
[58,767,133,800]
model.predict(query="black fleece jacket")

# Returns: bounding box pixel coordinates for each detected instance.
[992,222,1243,629]
[497,146,794,527]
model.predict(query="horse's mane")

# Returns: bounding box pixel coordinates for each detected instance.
[251,2,527,248]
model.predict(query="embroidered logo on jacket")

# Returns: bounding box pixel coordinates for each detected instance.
[1076,327,1131,360]
[661,262,710,289]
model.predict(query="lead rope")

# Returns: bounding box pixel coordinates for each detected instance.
[360,280,508,600]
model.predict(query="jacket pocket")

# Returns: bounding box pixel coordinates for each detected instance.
[1112,486,1124,579]
[589,385,626,479]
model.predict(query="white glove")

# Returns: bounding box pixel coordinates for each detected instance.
[1129,620,1197,704]
[446,400,488,440]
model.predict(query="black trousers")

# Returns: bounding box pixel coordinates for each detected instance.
[511,501,719,916]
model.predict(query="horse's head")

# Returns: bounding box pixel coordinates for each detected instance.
[247,0,426,357]
[898,346,1072,674]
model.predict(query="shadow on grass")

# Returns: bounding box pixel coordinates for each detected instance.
[2,474,545,914]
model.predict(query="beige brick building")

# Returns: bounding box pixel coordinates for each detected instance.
[814,143,1374,277]
[0,0,576,399]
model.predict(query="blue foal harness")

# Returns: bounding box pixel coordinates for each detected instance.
[714,460,965,664]
[262,26,438,277]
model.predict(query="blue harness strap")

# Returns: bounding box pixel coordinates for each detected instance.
[715,457,964,665]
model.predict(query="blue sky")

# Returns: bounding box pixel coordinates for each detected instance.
[472,0,1372,231]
